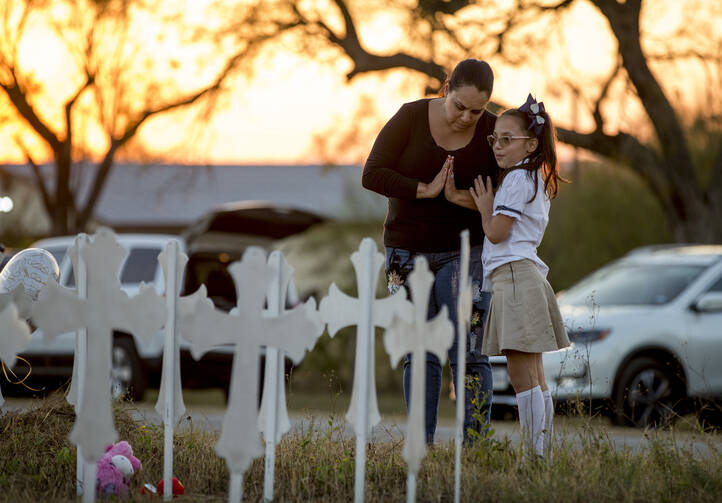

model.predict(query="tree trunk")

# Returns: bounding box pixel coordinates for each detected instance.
[52,156,71,236]
[666,199,722,243]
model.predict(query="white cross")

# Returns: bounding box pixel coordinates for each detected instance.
[56,233,90,496]
[257,250,323,501]
[319,237,412,503]
[154,240,189,500]
[454,230,472,503]
[33,229,166,464]
[178,247,320,503]
[384,256,454,503]
[155,241,187,424]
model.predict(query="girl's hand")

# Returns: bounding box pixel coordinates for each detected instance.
[417,156,451,198]
[470,175,514,244]
[469,175,494,215]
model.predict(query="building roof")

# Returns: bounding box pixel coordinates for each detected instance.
[0,163,386,231]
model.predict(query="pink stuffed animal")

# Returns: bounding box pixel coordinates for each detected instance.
[96,441,142,497]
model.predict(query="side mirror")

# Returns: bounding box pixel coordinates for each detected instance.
[692,292,722,313]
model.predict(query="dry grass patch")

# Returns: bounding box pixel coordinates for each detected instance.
[1,395,721,501]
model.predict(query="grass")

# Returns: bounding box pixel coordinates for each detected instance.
[1,392,721,502]
[142,385,456,420]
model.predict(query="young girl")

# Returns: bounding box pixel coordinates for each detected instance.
[469,94,570,457]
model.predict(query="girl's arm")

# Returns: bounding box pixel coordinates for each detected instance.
[469,176,514,244]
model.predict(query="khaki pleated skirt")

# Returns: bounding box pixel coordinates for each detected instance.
[482,259,570,356]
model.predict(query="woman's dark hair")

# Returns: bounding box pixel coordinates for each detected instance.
[498,107,566,200]
[446,59,494,96]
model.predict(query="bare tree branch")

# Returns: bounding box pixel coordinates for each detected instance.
[592,56,623,130]
[647,50,722,63]
[1,74,62,153]
[75,36,267,228]
[555,125,667,199]
[276,0,721,240]
[293,0,447,82]
[593,0,699,183]
[13,135,53,215]
[62,72,95,168]
[417,0,471,17]
[709,140,722,213]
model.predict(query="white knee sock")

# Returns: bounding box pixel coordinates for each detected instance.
[542,389,554,455]
[516,386,545,456]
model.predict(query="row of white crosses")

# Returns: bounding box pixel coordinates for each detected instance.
[33,231,167,503]
[178,247,323,502]
[319,234,473,503]
[0,229,476,502]
[384,256,454,503]
[22,229,323,503]
[320,238,414,503]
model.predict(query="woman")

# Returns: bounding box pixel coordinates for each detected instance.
[362,59,498,444]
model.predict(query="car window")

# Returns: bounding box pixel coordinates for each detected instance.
[39,246,72,287]
[62,246,159,287]
[44,247,67,267]
[41,247,77,288]
[120,248,160,284]
[706,275,722,293]
[560,264,705,306]
[65,262,75,287]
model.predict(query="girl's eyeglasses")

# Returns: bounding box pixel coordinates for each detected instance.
[487,134,532,147]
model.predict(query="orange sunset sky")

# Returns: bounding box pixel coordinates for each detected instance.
[0,0,715,166]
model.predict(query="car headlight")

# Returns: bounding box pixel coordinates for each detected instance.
[568,329,610,344]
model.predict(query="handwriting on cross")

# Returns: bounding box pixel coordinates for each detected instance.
[0,303,31,407]
[33,229,165,461]
[384,256,454,501]
[178,247,320,494]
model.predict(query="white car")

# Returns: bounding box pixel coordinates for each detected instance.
[9,204,325,401]
[490,245,722,427]
[15,234,184,401]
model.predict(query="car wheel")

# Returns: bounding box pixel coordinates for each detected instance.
[613,357,683,428]
[111,336,146,401]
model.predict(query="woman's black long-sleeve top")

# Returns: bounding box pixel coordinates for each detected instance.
[362,98,498,253]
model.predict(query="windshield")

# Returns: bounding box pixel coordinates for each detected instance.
[560,263,705,307]
[120,248,160,284]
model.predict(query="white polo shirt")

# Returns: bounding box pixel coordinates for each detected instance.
[481,167,550,290]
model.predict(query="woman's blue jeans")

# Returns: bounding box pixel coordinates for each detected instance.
[385,245,492,444]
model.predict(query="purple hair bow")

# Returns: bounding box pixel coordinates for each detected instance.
[518,93,546,137]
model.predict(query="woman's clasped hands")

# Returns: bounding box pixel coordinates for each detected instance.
[417,155,454,199]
